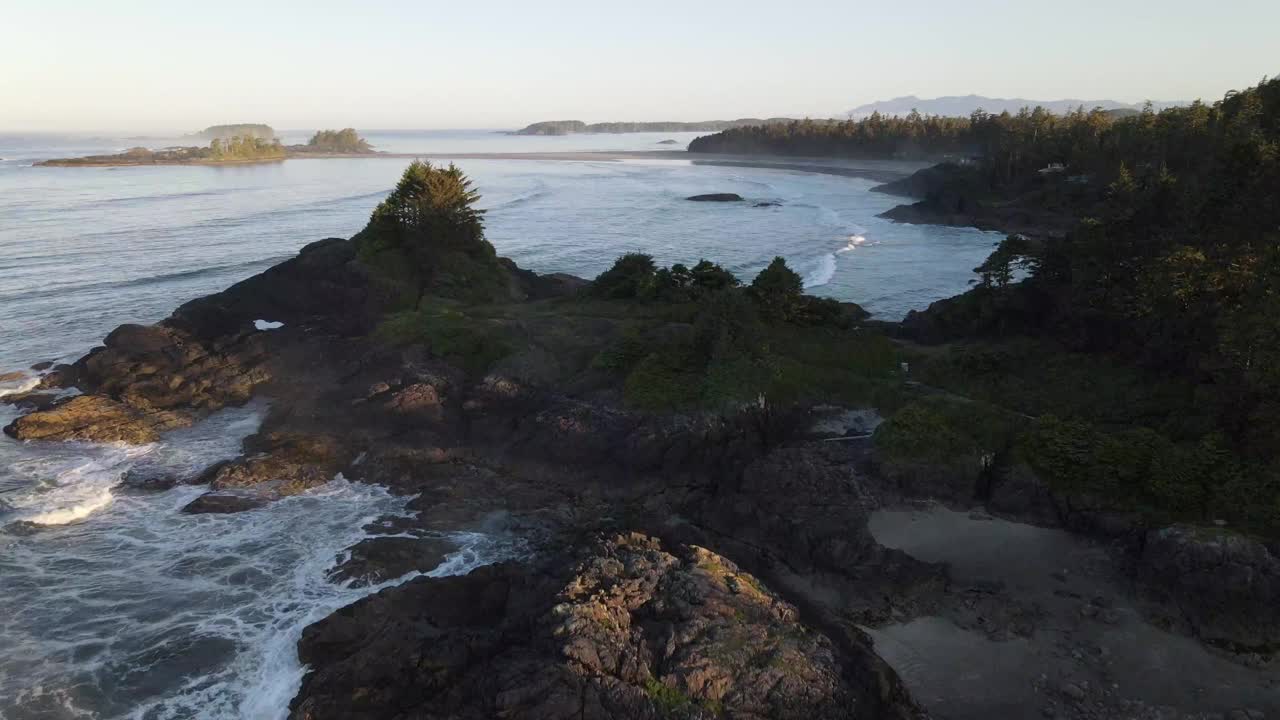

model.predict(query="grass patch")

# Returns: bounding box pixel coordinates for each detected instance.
[375,306,512,377]
[644,678,696,718]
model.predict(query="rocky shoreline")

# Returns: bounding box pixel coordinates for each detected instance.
[5,202,1277,718]
[870,163,1079,239]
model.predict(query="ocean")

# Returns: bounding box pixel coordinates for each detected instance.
[0,129,998,718]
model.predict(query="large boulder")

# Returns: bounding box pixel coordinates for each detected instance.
[289,532,922,719]
[1137,525,1280,651]
[207,432,350,495]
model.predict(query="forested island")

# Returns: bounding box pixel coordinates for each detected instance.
[297,127,374,153]
[192,123,276,141]
[513,118,790,135]
[37,128,378,166]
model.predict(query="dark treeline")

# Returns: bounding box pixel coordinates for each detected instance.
[688,99,1252,188]
[911,77,1280,530]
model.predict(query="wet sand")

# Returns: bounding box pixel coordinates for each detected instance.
[866,505,1279,719]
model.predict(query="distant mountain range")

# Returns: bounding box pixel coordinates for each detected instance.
[512,119,792,136]
[846,95,1188,118]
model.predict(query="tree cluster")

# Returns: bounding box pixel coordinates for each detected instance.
[208,135,286,160]
[917,77,1280,530]
[359,161,504,305]
[589,253,845,326]
[306,128,373,153]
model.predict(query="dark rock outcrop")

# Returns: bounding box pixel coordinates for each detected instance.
[4,394,187,444]
[4,322,272,442]
[328,536,456,588]
[290,533,922,720]
[181,493,268,514]
[873,163,1076,238]
[686,193,744,202]
[0,390,62,413]
[207,432,349,496]
[1137,526,1280,651]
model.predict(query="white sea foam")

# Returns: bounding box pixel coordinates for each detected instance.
[254,319,284,331]
[1,400,527,720]
[837,235,868,253]
[2,402,266,527]
[803,253,838,288]
[4,444,150,526]
[0,375,39,397]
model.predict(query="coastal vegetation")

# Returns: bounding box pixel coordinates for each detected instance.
[37,128,376,166]
[38,134,286,166]
[355,161,898,409]
[303,128,373,153]
[208,135,286,161]
[356,160,504,308]
[872,76,1280,534]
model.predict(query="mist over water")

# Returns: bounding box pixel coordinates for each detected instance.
[0,129,997,718]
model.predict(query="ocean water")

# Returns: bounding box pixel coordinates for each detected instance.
[0,130,997,718]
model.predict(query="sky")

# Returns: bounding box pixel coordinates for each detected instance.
[2,0,1276,132]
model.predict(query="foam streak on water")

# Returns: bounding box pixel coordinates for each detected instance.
[0,404,524,719]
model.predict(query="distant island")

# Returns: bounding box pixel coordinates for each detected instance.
[846,94,1187,118]
[302,128,373,153]
[192,123,276,141]
[37,128,378,167]
[36,128,378,167]
[512,118,791,135]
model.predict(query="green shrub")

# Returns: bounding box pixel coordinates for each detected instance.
[590,253,658,299]
[875,396,1017,464]
[643,678,695,718]
[375,308,511,376]
[623,352,702,411]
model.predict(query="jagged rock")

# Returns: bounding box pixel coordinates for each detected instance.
[0,370,26,383]
[209,432,349,497]
[289,533,922,720]
[181,492,268,514]
[328,536,456,587]
[1137,525,1280,651]
[382,383,444,420]
[0,391,61,412]
[988,463,1061,526]
[3,394,187,443]
[35,363,80,390]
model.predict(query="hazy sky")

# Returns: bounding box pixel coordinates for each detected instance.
[2,0,1276,132]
